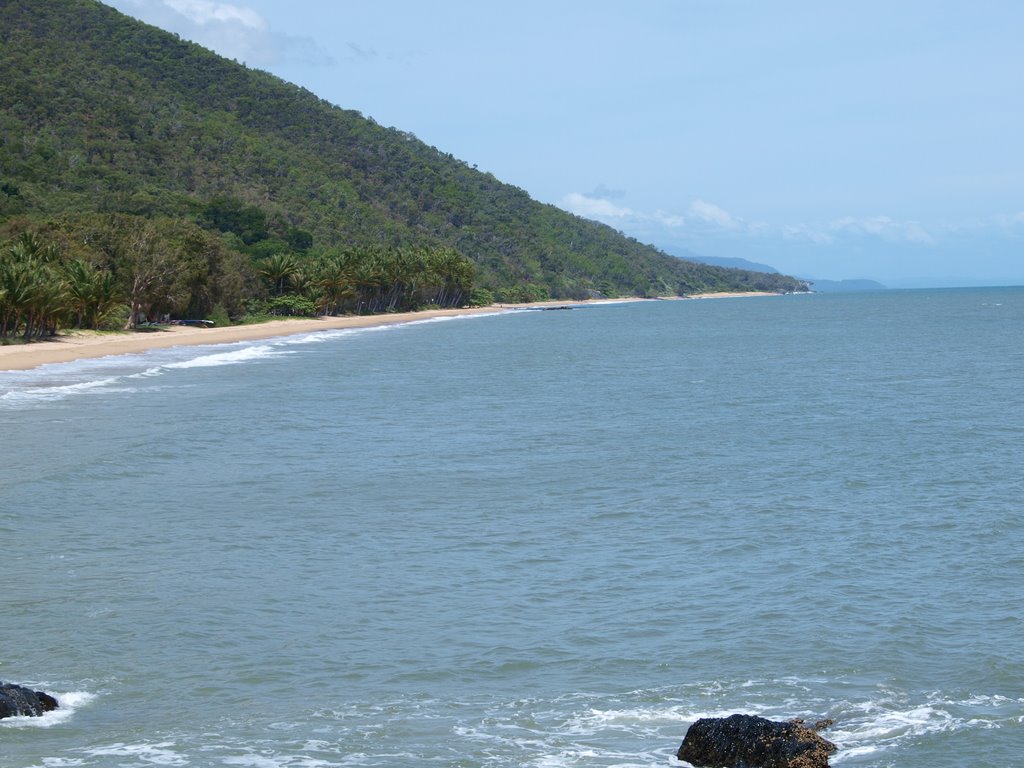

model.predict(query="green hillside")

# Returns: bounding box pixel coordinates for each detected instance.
[0,0,806,334]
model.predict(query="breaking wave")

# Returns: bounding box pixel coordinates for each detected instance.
[0,690,96,729]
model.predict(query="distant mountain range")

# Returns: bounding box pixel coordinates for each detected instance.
[667,250,886,292]
[670,251,783,276]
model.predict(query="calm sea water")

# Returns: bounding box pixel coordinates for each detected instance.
[1,289,1022,767]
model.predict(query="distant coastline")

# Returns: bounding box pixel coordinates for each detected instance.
[0,293,779,372]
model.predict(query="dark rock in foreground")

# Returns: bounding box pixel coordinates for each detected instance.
[0,683,59,719]
[677,713,836,768]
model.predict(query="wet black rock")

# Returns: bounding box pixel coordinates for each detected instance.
[0,683,59,719]
[676,713,836,768]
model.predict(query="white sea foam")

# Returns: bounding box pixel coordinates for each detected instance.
[12,684,1008,767]
[403,312,502,326]
[163,344,289,368]
[831,695,998,761]
[237,308,507,350]
[0,690,96,728]
[0,376,132,404]
[274,331,353,346]
[129,366,166,378]
[494,683,1023,767]
[271,326,389,346]
[0,309,513,408]
[221,755,342,768]
[222,756,293,768]
[0,342,285,404]
[561,705,706,735]
[83,742,188,765]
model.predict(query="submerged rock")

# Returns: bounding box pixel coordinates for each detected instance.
[676,713,836,768]
[0,683,59,719]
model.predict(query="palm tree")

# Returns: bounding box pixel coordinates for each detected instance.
[314,254,356,315]
[63,259,120,329]
[425,247,475,307]
[1,234,68,339]
[256,252,300,296]
[64,259,98,328]
[350,248,386,313]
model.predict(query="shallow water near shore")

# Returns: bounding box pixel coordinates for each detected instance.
[2,289,1022,767]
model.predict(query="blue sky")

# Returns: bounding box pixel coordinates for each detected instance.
[103,1,1024,287]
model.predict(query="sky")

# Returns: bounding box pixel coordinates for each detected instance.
[101,0,1024,287]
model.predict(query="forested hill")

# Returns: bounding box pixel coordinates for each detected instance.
[0,0,807,304]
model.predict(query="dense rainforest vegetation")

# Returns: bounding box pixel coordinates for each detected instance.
[0,0,807,339]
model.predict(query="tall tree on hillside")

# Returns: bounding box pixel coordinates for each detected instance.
[87,216,200,328]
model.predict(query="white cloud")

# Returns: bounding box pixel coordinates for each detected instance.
[653,210,686,228]
[588,184,627,200]
[559,194,746,235]
[689,199,738,230]
[105,0,331,67]
[163,0,265,29]
[560,192,634,219]
[830,215,934,244]
[560,193,951,252]
[782,224,833,244]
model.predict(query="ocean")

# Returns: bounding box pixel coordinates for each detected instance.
[1,288,1021,767]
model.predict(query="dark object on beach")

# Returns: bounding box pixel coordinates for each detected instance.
[0,682,59,719]
[676,713,836,768]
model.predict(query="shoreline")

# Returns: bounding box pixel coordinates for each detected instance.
[0,293,779,372]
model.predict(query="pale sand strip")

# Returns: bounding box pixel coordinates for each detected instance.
[0,293,778,372]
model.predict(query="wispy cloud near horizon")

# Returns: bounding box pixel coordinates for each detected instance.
[163,0,265,29]
[559,191,747,234]
[106,0,332,67]
[560,192,635,219]
[557,190,1024,255]
[829,216,934,244]
[688,200,739,230]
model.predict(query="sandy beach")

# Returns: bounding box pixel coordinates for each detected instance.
[0,293,778,372]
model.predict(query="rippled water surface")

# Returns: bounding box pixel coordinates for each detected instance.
[2,289,1022,766]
